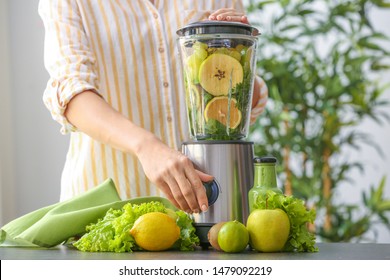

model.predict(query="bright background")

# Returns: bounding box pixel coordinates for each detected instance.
[1,0,389,242]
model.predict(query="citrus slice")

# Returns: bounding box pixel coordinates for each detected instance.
[204,96,242,129]
[199,53,243,96]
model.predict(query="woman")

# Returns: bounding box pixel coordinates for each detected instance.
[38,0,267,214]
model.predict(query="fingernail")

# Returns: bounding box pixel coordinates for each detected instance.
[217,15,222,20]
[226,16,231,21]
[201,204,208,212]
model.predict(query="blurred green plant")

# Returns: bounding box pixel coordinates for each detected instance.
[247,0,390,242]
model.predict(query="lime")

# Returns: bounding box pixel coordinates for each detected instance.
[129,212,180,251]
[217,220,249,253]
[204,96,242,129]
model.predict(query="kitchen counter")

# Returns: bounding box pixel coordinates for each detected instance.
[1,243,389,260]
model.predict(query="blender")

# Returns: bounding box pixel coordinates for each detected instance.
[176,21,260,247]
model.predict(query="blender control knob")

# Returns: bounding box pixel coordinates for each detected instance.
[203,180,220,206]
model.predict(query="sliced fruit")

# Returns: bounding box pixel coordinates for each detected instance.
[193,41,208,50]
[186,49,207,84]
[185,55,199,84]
[185,84,201,109]
[213,48,241,62]
[213,48,229,55]
[199,53,244,96]
[240,47,253,71]
[235,44,246,53]
[193,48,208,61]
[204,96,242,129]
[227,49,241,62]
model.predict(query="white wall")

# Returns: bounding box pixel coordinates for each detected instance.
[1,0,389,242]
[1,0,68,221]
[0,0,15,225]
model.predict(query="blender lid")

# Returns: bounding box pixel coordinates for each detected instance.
[176,20,260,37]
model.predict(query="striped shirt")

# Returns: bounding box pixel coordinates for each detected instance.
[38,0,267,201]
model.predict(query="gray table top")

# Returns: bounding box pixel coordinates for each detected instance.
[1,243,389,260]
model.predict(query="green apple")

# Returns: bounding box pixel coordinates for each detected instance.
[192,41,208,51]
[227,49,241,62]
[186,49,207,84]
[198,53,243,96]
[240,47,252,71]
[246,208,290,252]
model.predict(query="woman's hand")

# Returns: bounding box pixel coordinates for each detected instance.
[208,8,249,24]
[65,91,213,213]
[250,76,268,124]
[135,135,213,214]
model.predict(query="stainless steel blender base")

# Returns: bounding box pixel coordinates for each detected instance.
[182,140,254,246]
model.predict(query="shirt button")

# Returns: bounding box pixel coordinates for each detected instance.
[163,82,169,88]
[153,13,158,19]
[167,116,172,122]
[51,80,57,87]
[158,47,164,53]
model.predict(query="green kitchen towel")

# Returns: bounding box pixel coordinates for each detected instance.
[0,178,175,248]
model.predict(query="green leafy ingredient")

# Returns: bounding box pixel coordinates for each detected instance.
[73,201,199,252]
[172,211,200,251]
[204,119,239,139]
[253,190,318,252]
[233,68,253,113]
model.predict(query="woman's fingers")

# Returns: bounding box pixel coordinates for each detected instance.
[174,156,209,213]
[196,169,214,183]
[209,8,249,24]
[163,173,193,212]
[185,169,213,213]
[137,137,212,213]
[159,182,181,210]
[158,154,209,213]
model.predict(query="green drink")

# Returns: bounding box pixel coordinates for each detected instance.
[248,156,282,213]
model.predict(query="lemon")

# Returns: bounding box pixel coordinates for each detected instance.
[217,220,249,253]
[204,96,242,129]
[129,212,180,251]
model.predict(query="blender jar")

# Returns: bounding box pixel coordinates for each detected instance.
[177,21,259,140]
